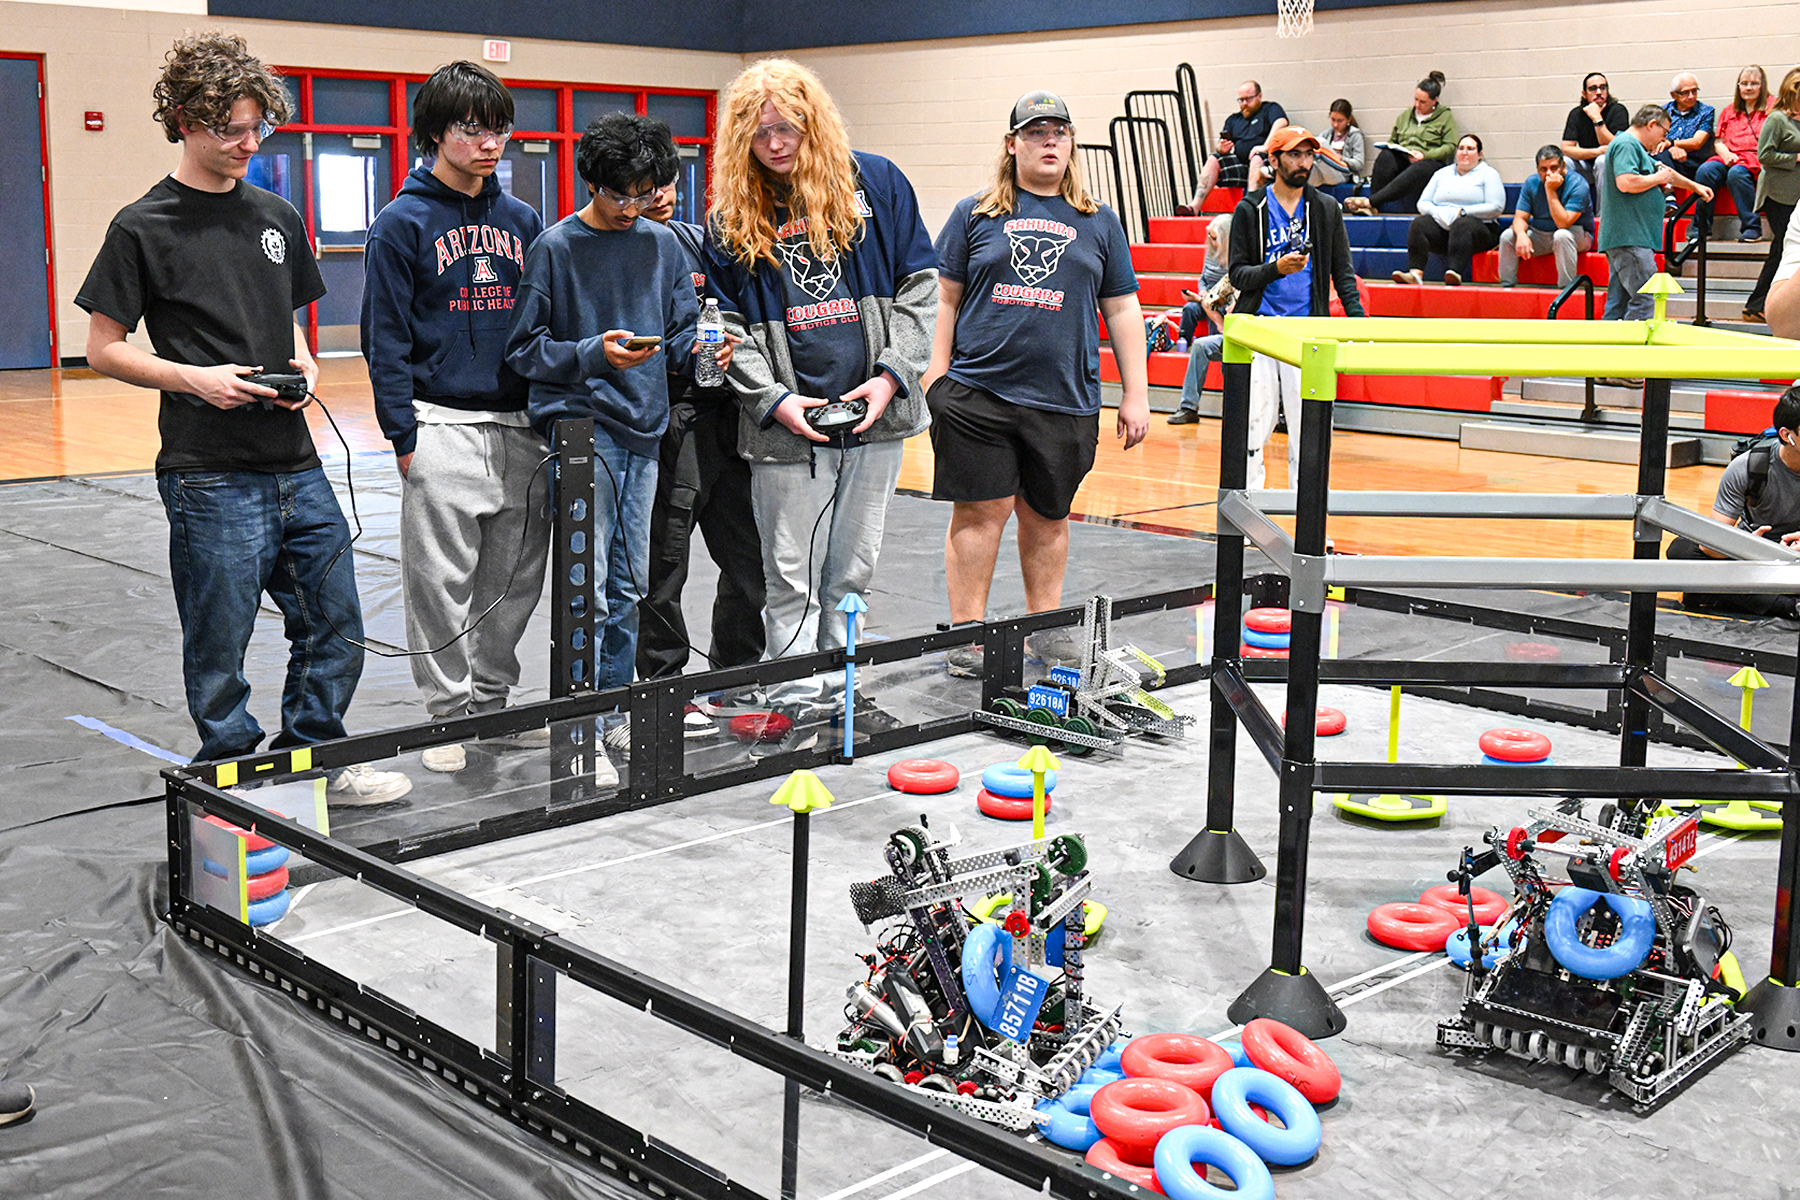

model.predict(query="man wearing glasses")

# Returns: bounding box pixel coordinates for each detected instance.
[1657,73,1729,234]
[1180,81,1289,214]
[508,114,724,731]
[361,61,547,775]
[77,32,409,801]
[1561,73,1628,213]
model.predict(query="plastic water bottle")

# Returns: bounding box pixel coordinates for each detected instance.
[694,298,726,388]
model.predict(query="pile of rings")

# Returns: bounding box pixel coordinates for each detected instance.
[201,815,292,927]
[975,762,1057,820]
[1366,885,1509,952]
[1478,727,1552,766]
[1241,607,1292,660]
[1036,1020,1341,1199]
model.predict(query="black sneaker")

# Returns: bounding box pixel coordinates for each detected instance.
[0,1081,35,1127]
[1166,409,1200,425]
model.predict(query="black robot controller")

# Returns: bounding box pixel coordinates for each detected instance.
[805,397,868,435]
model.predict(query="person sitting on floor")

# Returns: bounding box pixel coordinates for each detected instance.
[1168,213,1233,425]
[1348,70,1457,215]
[1666,384,1800,620]
[1498,144,1594,288]
[1391,134,1503,287]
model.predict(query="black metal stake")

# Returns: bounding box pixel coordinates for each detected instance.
[1621,379,1671,770]
[1172,357,1265,882]
[1227,387,1347,1038]
[780,807,812,1199]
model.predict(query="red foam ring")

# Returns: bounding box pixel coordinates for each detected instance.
[204,814,276,853]
[976,788,1052,820]
[1241,1017,1342,1104]
[1503,641,1563,662]
[728,712,793,743]
[1120,1032,1233,1101]
[1084,1138,1163,1192]
[1418,884,1509,924]
[1478,728,1553,762]
[1244,607,1292,634]
[1241,644,1290,659]
[886,758,960,794]
[245,865,290,902]
[1367,901,1461,951]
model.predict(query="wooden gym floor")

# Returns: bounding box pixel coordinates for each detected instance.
[1,356,1727,564]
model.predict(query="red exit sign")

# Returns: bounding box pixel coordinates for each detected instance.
[482,40,511,63]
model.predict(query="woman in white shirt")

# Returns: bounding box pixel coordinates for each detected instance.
[1391,134,1504,285]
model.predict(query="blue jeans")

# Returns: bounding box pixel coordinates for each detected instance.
[590,434,658,690]
[158,467,364,761]
[1603,246,1657,321]
[1178,333,1224,413]
[1726,163,1761,235]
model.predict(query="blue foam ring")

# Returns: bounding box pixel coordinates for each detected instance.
[1077,1066,1124,1086]
[1220,1040,1252,1068]
[247,888,292,928]
[1240,627,1292,649]
[960,921,1010,1029]
[981,763,1057,798]
[1035,1083,1104,1151]
[1095,1040,1127,1072]
[1544,886,1656,980]
[1209,1068,1323,1167]
[203,843,291,879]
[1154,1124,1275,1200]
[1446,918,1524,970]
[1481,753,1551,767]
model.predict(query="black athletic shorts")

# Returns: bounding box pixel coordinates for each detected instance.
[927,376,1099,521]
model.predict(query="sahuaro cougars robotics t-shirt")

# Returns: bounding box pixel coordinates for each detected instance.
[935,191,1136,416]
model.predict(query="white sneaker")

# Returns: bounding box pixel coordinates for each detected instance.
[327,763,414,806]
[602,719,632,756]
[421,743,466,773]
[593,752,620,789]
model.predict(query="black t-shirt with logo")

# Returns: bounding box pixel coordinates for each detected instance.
[774,201,868,405]
[936,191,1137,415]
[76,176,327,474]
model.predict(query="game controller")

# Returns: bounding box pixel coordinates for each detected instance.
[805,397,868,435]
[245,372,309,410]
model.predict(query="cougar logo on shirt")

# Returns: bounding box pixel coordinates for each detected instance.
[470,255,499,284]
[779,235,843,304]
[434,224,527,276]
[1004,217,1076,287]
[260,227,286,265]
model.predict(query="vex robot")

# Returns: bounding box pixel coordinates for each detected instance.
[975,595,1194,755]
[1436,799,1751,1110]
[835,817,1122,1129]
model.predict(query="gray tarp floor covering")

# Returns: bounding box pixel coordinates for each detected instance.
[1,458,1796,1199]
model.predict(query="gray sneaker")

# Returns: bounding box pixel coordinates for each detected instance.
[0,1081,36,1126]
[327,763,414,806]
[946,644,984,678]
[1026,629,1085,668]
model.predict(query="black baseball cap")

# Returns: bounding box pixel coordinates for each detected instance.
[1009,91,1072,132]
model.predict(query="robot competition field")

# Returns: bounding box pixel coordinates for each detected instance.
[4,467,1798,1199]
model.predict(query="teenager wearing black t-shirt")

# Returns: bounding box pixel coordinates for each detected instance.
[77,33,408,802]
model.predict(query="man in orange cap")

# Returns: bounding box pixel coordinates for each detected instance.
[1226,126,1364,489]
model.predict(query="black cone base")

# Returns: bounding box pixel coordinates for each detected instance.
[1742,977,1800,1052]
[1169,827,1266,883]
[1227,967,1347,1039]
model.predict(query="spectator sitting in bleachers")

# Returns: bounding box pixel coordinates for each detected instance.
[1168,213,1232,425]
[1657,73,1729,235]
[1178,81,1287,214]
[1346,70,1457,215]
[1562,72,1628,215]
[1498,145,1594,288]
[1716,65,1773,240]
[1308,100,1365,196]
[1390,134,1502,287]
[1745,67,1800,323]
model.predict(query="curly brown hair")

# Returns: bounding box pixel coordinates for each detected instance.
[152,31,291,144]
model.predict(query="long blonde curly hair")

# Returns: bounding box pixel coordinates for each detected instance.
[973,128,1100,218]
[711,58,864,269]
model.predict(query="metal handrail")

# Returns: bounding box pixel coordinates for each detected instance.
[1176,63,1206,167]
[1663,191,1711,326]
[1126,89,1200,201]
[1548,273,1600,421]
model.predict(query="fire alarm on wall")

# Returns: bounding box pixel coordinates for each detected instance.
[84,111,104,131]
[482,40,511,63]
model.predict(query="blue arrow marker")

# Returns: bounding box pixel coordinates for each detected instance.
[836,592,868,759]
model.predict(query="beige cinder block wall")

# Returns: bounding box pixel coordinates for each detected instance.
[7,0,740,358]
[793,0,1800,232]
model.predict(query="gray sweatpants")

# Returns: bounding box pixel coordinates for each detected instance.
[401,420,552,718]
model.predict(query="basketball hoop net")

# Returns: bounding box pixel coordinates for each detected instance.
[1277,0,1314,38]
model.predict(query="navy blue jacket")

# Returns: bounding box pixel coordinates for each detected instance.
[361,166,544,456]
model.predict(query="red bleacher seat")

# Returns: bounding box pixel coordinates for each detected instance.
[1705,390,1776,435]
[1471,250,1613,287]
[1136,276,1198,307]
[1361,281,1603,321]
[1100,348,1190,389]
[1131,243,1208,273]
[1201,187,1243,214]
[1148,216,1213,243]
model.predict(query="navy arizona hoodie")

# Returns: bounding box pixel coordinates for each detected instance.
[360,165,545,456]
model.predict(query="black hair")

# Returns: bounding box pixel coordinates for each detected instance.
[1582,71,1608,94]
[1775,385,1800,436]
[576,112,679,194]
[1417,70,1446,100]
[1459,132,1483,153]
[1328,98,1356,126]
[1536,143,1565,165]
[413,61,514,155]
